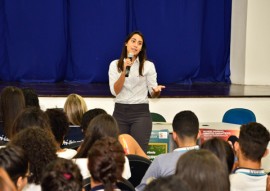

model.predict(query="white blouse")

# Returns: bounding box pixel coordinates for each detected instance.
[109,58,158,104]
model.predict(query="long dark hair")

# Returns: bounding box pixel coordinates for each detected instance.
[0,86,25,138]
[201,137,235,173]
[74,114,119,158]
[117,31,147,76]
[11,107,51,139]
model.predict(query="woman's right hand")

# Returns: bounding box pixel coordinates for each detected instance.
[124,58,132,71]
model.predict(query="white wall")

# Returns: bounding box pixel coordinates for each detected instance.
[39,97,270,128]
[230,0,247,84]
[231,0,270,85]
[245,0,270,85]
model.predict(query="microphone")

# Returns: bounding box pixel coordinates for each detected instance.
[125,53,133,77]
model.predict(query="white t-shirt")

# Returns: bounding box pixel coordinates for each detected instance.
[57,148,77,159]
[73,156,131,180]
[230,168,267,191]
[23,183,41,191]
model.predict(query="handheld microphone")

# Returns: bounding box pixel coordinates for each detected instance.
[125,53,133,77]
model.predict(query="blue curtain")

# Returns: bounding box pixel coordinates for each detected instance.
[0,0,231,84]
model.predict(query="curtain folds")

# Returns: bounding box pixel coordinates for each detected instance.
[0,0,231,84]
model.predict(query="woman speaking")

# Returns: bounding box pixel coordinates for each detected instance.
[109,31,165,152]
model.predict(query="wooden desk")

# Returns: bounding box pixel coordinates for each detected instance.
[152,122,240,152]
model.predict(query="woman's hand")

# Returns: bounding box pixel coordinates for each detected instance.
[124,58,133,71]
[151,85,166,98]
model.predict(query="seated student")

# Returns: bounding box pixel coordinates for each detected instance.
[136,110,200,191]
[45,108,77,159]
[0,167,17,191]
[175,149,230,191]
[87,137,126,191]
[21,87,40,109]
[80,108,107,135]
[0,86,25,142]
[10,107,51,139]
[201,137,235,173]
[230,122,270,191]
[0,145,29,191]
[41,158,83,191]
[79,113,147,158]
[143,175,190,191]
[73,114,131,180]
[63,94,87,145]
[9,128,58,191]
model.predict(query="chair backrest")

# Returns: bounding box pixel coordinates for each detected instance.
[62,125,84,146]
[83,177,91,191]
[151,112,166,122]
[83,177,135,191]
[222,108,256,125]
[61,141,81,150]
[116,178,136,191]
[127,154,152,187]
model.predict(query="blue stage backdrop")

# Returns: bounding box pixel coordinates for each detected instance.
[0,0,231,84]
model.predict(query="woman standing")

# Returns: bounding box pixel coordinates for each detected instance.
[109,31,165,152]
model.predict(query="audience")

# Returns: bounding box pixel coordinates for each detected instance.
[87,137,125,191]
[136,110,199,191]
[0,167,17,191]
[0,86,25,141]
[73,114,131,180]
[10,107,51,139]
[9,128,58,191]
[201,137,235,173]
[0,145,29,191]
[230,122,270,191]
[80,108,107,135]
[1,87,269,191]
[143,175,190,191]
[21,87,40,109]
[45,108,77,159]
[175,149,230,191]
[41,158,83,191]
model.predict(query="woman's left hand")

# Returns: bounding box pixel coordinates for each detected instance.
[151,85,166,98]
[152,85,166,93]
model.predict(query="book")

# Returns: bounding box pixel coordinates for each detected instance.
[147,129,170,161]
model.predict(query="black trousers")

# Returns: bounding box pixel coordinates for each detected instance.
[113,103,152,152]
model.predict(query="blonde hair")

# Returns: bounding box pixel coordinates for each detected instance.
[64,94,87,125]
